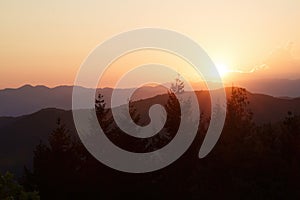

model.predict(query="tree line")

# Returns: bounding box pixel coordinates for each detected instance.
[1,87,299,199]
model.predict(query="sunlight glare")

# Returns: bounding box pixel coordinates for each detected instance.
[216,63,229,77]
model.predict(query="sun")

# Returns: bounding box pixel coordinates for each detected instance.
[215,63,229,77]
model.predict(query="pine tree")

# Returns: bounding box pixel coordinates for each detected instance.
[95,93,112,132]
[95,93,107,118]
[170,74,185,94]
[225,87,253,136]
[29,118,81,199]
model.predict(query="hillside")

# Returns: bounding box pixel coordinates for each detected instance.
[1,80,300,117]
[1,89,300,175]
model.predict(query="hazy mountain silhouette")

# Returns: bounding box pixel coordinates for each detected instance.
[227,78,300,98]
[191,79,300,98]
[0,84,168,117]
[1,80,299,117]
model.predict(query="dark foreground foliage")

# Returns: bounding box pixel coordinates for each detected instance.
[0,171,39,199]
[19,87,300,200]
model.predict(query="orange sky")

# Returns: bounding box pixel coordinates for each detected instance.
[0,0,300,89]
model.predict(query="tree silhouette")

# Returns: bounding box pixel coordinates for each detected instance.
[95,93,106,116]
[26,118,83,199]
[225,87,253,133]
[170,74,184,94]
[219,87,254,159]
[95,93,112,132]
[164,91,181,134]
[144,77,183,152]
[280,112,300,163]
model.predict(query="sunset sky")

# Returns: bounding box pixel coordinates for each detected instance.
[1,0,300,89]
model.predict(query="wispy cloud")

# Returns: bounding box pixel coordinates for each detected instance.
[251,42,300,76]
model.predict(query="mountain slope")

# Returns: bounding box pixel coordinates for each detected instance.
[1,90,300,176]
[0,108,74,175]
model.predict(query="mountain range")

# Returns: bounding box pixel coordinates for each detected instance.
[1,78,300,117]
[1,87,300,176]
[0,84,168,117]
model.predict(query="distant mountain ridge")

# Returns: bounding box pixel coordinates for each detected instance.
[227,78,300,98]
[1,79,300,117]
[0,84,168,117]
[190,78,300,98]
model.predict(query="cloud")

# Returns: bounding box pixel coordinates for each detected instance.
[251,42,300,78]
